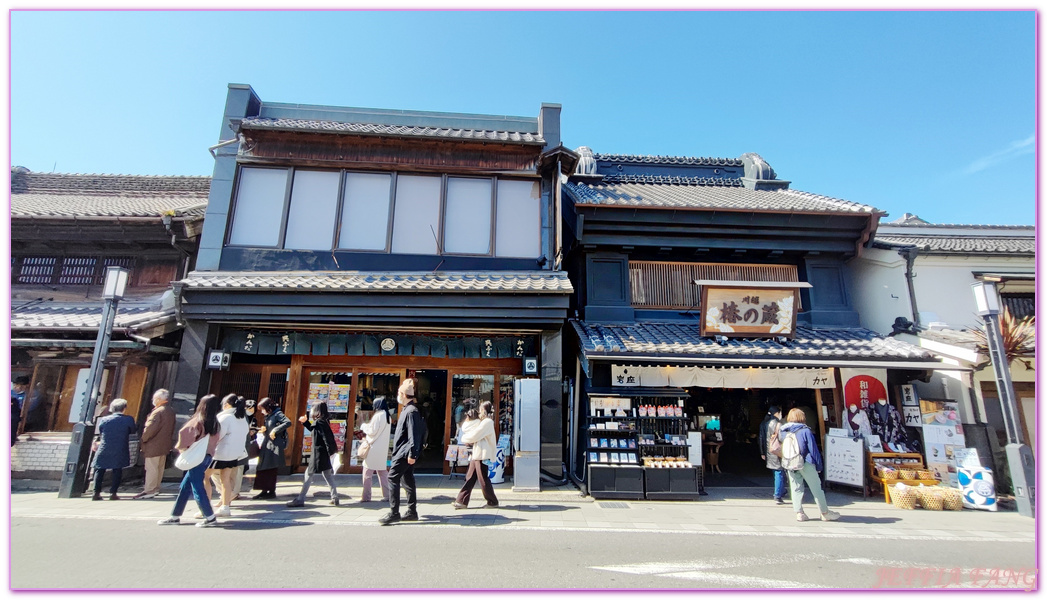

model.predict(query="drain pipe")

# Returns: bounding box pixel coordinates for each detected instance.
[900,246,921,329]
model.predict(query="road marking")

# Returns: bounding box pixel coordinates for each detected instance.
[592,555,830,588]
[11,513,1035,543]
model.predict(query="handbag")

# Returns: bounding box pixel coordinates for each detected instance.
[174,434,210,470]
[356,438,372,460]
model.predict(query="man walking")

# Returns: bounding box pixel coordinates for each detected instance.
[759,405,787,505]
[133,389,176,499]
[379,377,426,525]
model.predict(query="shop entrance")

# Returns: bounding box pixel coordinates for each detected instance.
[412,370,447,473]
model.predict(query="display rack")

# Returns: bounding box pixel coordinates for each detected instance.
[584,388,703,501]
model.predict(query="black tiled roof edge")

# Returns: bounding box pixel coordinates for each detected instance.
[10,170,211,195]
[594,153,742,167]
[240,117,545,144]
[885,222,1034,230]
[601,174,744,187]
[874,234,1035,254]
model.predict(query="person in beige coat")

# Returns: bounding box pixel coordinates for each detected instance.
[453,401,499,509]
[359,397,392,502]
[133,389,176,499]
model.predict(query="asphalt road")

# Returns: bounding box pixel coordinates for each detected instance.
[11,514,1035,590]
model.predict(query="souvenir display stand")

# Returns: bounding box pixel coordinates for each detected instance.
[586,388,702,501]
[867,452,940,503]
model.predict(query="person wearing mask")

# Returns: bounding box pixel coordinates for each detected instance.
[453,401,499,509]
[378,377,425,525]
[360,396,392,503]
[207,394,249,517]
[287,401,341,507]
[157,394,221,527]
[778,408,840,522]
[231,398,256,501]
[134,389,176,499]
[758,405,787,505]
[91,399,137,501]
[252,398,291,500]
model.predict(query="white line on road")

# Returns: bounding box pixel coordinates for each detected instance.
[11,513,1035,544]
[591,556,830,588]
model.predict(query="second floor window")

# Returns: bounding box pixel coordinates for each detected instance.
[227,167,542,258]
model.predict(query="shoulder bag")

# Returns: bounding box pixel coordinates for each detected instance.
[356,418,385,460]
[175,434,210,471]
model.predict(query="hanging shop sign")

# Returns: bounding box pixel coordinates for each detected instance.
[700,286,799,338]
[221,330,535,360]
[840,368,888,412]
[610,365,835,389]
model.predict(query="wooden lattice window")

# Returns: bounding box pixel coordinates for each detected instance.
[12,256,136,286]
[629,261,802,310]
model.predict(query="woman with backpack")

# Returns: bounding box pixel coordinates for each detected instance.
[778,408,840,522]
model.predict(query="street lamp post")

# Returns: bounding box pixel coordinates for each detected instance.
[971,281,1035,517]
[58,267,129,498]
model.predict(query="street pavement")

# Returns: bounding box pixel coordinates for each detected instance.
[10,474,1037,590]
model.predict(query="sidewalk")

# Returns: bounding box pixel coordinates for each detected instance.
[11,474,1035,543]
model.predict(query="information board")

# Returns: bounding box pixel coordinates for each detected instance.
[824,434,865,488]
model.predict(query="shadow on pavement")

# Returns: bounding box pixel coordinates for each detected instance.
[835,515,902,525]
[495,504,578,513]
[219,519,313,530]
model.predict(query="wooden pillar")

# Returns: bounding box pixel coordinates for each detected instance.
[284,355,305,472]
[814,388,827,442]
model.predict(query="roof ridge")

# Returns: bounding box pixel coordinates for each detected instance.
[601,174,744,187]
[593,153,742,167]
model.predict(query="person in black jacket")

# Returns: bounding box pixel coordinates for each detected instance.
[287,401,342,507]
[758,405,787,505]
[379,377,426,525]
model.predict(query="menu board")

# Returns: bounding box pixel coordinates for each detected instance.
[824,433,865,488]
[307,383,350,412]
[301,419,348,455]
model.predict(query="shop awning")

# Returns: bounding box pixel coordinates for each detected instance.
[610,364,836,389]
[572,319,966,377]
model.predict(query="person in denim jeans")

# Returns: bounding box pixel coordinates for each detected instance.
[158,395,222,527]
[758,405,787,505]
[778,408,840,522]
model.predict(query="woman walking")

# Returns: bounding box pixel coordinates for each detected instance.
[288,401,342,507]
[778,408,840,522]
[360,396,392,503]
[231,398,256,501]
[453,401,499,509]
[91,399,137,501]
[208,394,249,517]
[158,394,222,527]
[253,398,291,500]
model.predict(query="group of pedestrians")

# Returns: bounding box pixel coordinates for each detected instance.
[88,377,501,528]
[760,405,841,522]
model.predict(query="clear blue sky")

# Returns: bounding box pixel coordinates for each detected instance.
[10,10,1036,225]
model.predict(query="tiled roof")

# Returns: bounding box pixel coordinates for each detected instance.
[11,301,176,331]
[572,320,938,362]
[875,235,1035,254]
[179,271,574,293]
[564,180,878,214]
[601,174,744,187]
[917,328,981,350]
[10,170,210,219]
[593,154,743,167]
[239,117,545,145]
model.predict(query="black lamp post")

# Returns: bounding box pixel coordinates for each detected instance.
[971,280,1035,517]
[58,266,129,498]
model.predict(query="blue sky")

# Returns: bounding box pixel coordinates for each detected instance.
[10,10,1036,225]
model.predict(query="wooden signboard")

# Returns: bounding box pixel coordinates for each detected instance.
[824,433,865,488]
[700,285,799,338]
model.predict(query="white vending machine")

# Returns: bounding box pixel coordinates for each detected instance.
[513,378,541,492]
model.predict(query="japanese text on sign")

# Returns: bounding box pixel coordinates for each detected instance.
[702,287,796,337]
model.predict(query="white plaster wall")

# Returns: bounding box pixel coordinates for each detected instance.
[848,247,912,335]
[911,255,1034,329]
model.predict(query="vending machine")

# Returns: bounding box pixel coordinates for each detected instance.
[513,378,541,492]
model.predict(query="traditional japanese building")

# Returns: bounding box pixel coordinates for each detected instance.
[171,84,575,485]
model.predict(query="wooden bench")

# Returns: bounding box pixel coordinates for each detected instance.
[867,452,940,503]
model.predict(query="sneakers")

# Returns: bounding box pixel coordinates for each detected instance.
[133,491,158,500]
[820,510,841,521]
[196,516,218,528]
[286,499,305,508]
[401,511,419,522]
[214,506,232,518]
[452,501,467,510]
[157,517,180,525]
[330,497,340,507]
[379,512,401,525]
[775,497,785,505]
[796,512,809,522]
[485,502,499,508]
[193,511,205,519]
[109,494,120,501]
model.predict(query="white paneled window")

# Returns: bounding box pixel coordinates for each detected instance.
[444,177,493,254]
[391,175,442,255]
[228,167,289,247]
[284,170,341,250]
[339,172,393,251]
[495,180,541,258]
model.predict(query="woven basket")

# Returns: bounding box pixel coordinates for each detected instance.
[917,487,945,510]
[917,469,938,481]
[878,466,899,481]
[943,490,964,511]
[891,484,919,509]
[899,469,918,480]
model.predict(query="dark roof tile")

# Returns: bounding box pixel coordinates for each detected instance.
[240,117,545,144]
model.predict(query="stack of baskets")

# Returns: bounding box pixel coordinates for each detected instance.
[917,469,938,481]
[891,483,964,510]
[899,468,918,480]
[877,465,899,481]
